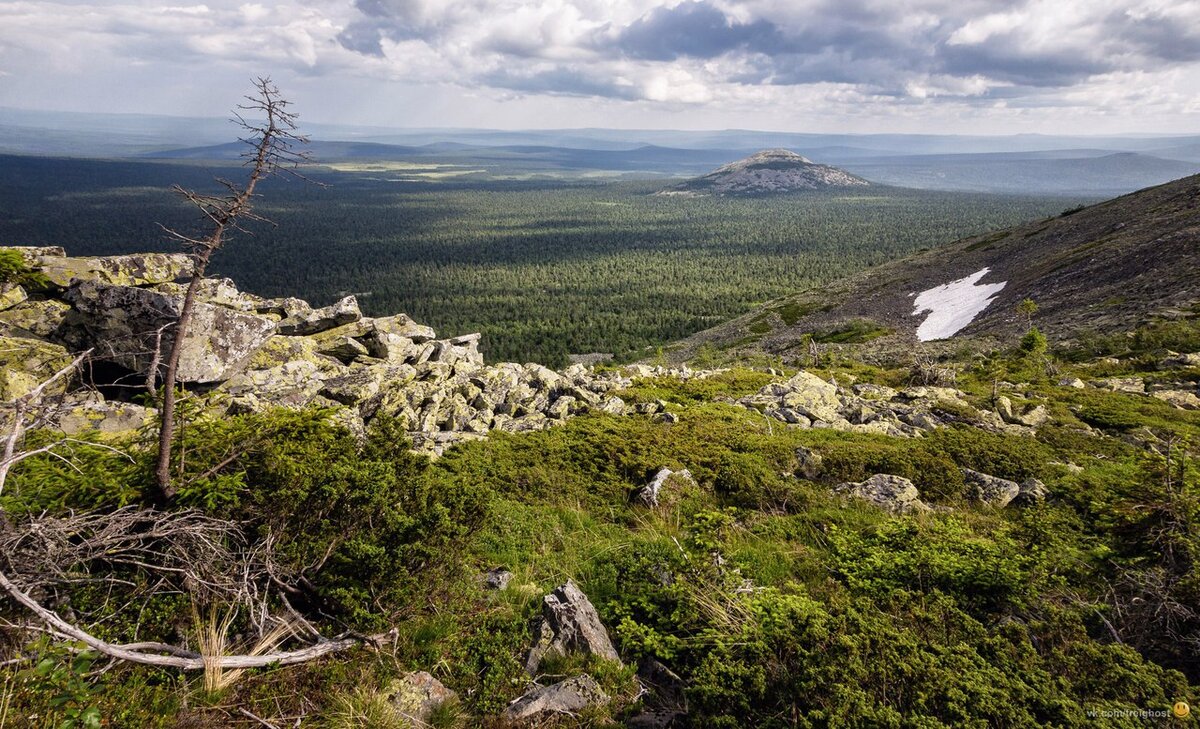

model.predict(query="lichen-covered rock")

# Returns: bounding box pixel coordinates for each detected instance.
[38,253,194,288]
[836,474,930,513]
[794,446,823,480]
[963,469,1020,507]
[155,277,269,313]
[0,284,27,312]
[484,568,513,591]
[0,299,70,339]
[56,395,155,435]
[525,581,621,674]
[219,360,326,411]
[1161,352,1200,369]
[65,280,275,383]
[387,671,458,725]
[503,675,609,723]
[0,335,73,401]
[1,246,66,265]
[277,295,361,335]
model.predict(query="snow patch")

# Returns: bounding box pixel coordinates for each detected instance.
[912,268,1006,341]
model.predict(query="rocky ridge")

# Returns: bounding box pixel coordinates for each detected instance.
[2,246,1061,456]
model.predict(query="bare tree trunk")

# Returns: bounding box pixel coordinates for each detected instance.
[152,77,313,503]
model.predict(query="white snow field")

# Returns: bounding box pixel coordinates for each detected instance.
[912,268,1007,341]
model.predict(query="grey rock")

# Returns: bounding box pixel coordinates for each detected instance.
[65,280,275,383]
[963,469,1020,507]
[484,568,513,591]
[503,675,608,723]
[277,295,361,335]
[525,581,621,674]
[56,395,155,435]
[794,446,823,480]
[1091,377,1146,394]
[1014,478,1049,506]
[836,474,930,514]
[0,299,71,339]
[1151,389,1200,410]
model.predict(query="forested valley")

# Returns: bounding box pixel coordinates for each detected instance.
[0,154,1083,365]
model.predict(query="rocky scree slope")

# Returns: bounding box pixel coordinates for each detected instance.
[657,148,869,197]
[1,246,1066,454]
[671,173,1200,361]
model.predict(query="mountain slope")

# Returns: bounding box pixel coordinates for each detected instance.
[658,149,869,196]
[671,173,1200,360]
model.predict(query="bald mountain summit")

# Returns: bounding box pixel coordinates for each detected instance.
[672,172,1200,361]
[657,148,870,197]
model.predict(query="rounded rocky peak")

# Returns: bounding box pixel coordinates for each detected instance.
[746,148,813,165]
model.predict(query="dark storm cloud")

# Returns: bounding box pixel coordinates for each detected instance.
[614,1,785,61]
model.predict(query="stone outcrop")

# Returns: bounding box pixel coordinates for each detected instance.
[836,474,930,513]
[0,335,73,400]
[65,280,276,383]
[739,375,1037,438]
[503,675,609,723]
[1,245,1057,457]
[525,581,621,675]
[39,253,193,288]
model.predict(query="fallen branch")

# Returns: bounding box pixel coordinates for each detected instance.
[0,566,394,670]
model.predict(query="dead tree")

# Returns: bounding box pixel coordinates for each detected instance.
[0,361,393,673]
[153,77,314,503]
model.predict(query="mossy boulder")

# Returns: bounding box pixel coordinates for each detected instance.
[0,335,73,400]
[37,253,194,288]
[0,299,71,339]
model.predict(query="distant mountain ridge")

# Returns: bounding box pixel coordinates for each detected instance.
[669,173,1200,360]
[658,149,869,196]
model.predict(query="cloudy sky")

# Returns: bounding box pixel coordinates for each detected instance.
[1,0,1199,133]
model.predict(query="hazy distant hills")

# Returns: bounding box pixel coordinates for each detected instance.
[1,107,1198,195]
[671,173,1200,361]
[838,151,1200,196]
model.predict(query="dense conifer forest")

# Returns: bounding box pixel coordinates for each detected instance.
[0,154,1081,365]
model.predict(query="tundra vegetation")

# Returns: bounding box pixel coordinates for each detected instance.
[0,91,1196,727]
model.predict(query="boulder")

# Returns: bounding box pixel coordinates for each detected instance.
[363,314,437,360]
[0,335,74,401]
[836,474,930,514]
[65,280,275,383]
[634,467,695,508]
[1013,477,1049,506]
[483,568,513,591]
[963,469,1020,507]
[387,671,457,725]
[277,295,361,335]
[38,253,194,288]
[1091,377,1146,394]
[779,371,841,422]
[0,299,70,339]
[0,284,27,311]
[525,581,621,674]
[1151,389,1200,410]
[1014,404,1049,428]
[1058,377,1086,389]
[219,360,326,411]
[155,278,268,313]
[794,446,823,480]
[56,396,155,435]
[503,675,608,723]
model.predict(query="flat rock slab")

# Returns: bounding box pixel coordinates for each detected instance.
[503,675,608,723]
[38,253,194,288]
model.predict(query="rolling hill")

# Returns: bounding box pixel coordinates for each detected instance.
[670,173,1200,361]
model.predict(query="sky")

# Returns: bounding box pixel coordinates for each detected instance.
[1,0,1199,134]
